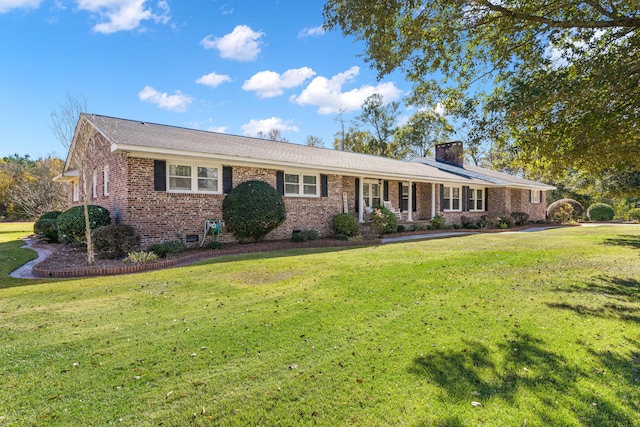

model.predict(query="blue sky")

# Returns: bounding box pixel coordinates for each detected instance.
[0,0,416,159]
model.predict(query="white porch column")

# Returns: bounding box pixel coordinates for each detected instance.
[358,176,365,223]
[431,183,436,219]
[407,180,413,222]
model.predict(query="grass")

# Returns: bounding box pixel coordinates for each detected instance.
[0,222,36,285]
[1,223,639,426]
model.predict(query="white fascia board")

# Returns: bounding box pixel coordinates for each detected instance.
[113,143,492,186]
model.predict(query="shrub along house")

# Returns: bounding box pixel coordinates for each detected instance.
[56,114,554,246]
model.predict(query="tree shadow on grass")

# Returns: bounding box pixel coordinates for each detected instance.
[408,331,638,426]
[604,235,640,249]
[548,276,640,322]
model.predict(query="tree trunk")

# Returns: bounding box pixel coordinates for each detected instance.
[82,181,94,265]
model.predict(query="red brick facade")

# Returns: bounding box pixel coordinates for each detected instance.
[65,139,548,247]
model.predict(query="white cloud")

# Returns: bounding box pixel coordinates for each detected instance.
[291,66,403,114]
[242,67,316,99]
[75,0,170,34]
[196,72,232,88]
[241,117,299,137]
[0,0,42,13]
[298,26,324,38]
[200,25,264,61]
[138,85,192,112]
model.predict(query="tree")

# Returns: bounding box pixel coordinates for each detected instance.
[305,135,325,148]
[395,110,454,158]
[257,129,289,142]
[7,156,66,219]
[323,1,640,177]
[50,94,109,264]
[333,127,376,154]
[357,94,402,158]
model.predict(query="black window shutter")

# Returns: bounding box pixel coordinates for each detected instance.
[539,190,543,203]
[154,160,166,191]
[440,184,445,212]
[412,183,417,212]
[276,171,284,195]
[355,178,360,212]
[383,180,389,201]
[484,188,489,211]
[529,190,532,203]
[321,174,328,197]
[462,186,469,212]
[223,166,233,193]
[398,182,403,210]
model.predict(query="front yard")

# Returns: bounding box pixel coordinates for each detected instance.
[1,223,639,426]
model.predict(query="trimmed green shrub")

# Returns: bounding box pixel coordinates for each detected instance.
[334,233,349,241]
[148,241,187,258]
[396,224,406,232]
[547,198,584,221]
[303,229,320,241]
[371,206,398,235]
[511,212,530,226]
[409,222,429,232]
[466,223,480,230]
[332,213,359,237]
[460,215,479,228]
[628,208,640,222]
[57,205,111,244]
[92,224,141,259]
[292,231,309,242]
[430,215,446,229]
[222,180,286,242]
[34,211,62,242]
[207,241,226,250]
[587,203,615,221]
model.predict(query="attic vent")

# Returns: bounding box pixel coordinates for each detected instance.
[141,121,147,125]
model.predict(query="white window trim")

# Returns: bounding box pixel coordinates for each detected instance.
[443,185,462,212]
[72,180,80,202]
[103,166,110,196]
[530,190,541,204]
[167,162,221,194]
[284,171,320,197]
[468,187,485,212]
[92,173,98,198]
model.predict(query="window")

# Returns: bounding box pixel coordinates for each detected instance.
[401,182,409,211]
[168,163,219,193]
[530,190,541,204]
[443,186,461,211]
[92,173,97,198]
[72,181,80,202]
[103,166,109,196]
[363,180,381,208]
[468,188,484,211]
[284,172,319,197]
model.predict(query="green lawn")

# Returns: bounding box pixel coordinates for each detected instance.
[1,224,639,426]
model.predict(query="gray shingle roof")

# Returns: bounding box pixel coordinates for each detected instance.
[411,157,556,190]
[82,114,553,189]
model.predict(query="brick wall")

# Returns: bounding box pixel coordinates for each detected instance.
[510,189,547,221]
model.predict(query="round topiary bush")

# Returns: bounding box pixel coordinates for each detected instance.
[34,211,62,241]
[57,205,111,244]
[92,224,141,259]
[332,213,359,237]
[587,203,615,221]
[222,180,286,242]
[547,198,584,222]
[628,208,640,222]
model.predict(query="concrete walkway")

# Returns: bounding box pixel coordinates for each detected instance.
[9,238,52,280]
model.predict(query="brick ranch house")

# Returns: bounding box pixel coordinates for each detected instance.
[56,114,555,247]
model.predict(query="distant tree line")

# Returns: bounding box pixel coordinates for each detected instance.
[0,154,67,220]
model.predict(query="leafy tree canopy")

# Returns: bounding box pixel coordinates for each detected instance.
[324,0,640,178]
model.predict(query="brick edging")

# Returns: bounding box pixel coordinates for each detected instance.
[31,238,380,278]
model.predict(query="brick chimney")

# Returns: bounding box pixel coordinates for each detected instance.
[435,141,464,167]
